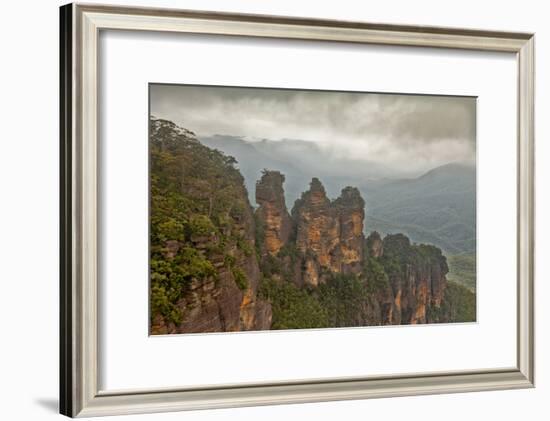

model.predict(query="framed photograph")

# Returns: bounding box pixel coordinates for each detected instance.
[60,3,535,417]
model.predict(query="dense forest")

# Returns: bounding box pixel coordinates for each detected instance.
[149,118,475,334]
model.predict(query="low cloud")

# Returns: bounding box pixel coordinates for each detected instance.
[150,84,475,174]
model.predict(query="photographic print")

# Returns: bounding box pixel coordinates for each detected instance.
[149,84,476,335]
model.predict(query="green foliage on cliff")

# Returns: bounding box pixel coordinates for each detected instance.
[378,233,411,277]
[257,244,302,283]
[380,233,449,281]
[232,267,249,291]
[260,273,378,330]
[259,278,329,329]
[187,215,216,237]
[318,275,370,327]
[363,257,389,293]
[439,280,476,322]
[149,118,255,327]
[236,235,254,257]
[150,247,217,325]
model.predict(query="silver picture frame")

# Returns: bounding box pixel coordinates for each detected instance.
[60,3,535,417]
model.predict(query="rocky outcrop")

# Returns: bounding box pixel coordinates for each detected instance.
[291,178,365,286]
[366,231,384,258]
[333,187,365,275]
[255,171,292,256]
[365,232,448,325]
[171,217,272,334]
[293,178,338,285]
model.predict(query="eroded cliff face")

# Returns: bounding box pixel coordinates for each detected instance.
[333,187,365,275]
[293,178,337,285]
[149,118,271,334]
[255,171,292,256]
[366,231,384,258]
[169,211,271,334]
[365,232,448,325]
[292,179,365,286]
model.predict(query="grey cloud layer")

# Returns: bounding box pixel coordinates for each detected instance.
[150,84,475,174]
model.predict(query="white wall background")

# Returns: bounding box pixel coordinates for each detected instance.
[0,0,546,420]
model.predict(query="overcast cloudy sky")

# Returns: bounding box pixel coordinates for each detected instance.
[150,84,476,174]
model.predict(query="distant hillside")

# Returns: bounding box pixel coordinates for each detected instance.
[200,135,476,255]
[362,163,476,254]
[447,253,476,292]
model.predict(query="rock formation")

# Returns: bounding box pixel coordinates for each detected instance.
[333,186,365,275]
[253,173,449,325]
[293,178,338,285]
[255,171,292,256]
[365,232,448,325]
[168,210,272,334]
[366,231,384,258]
[292,178,365,286]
